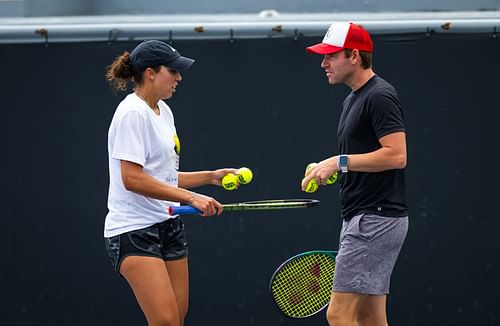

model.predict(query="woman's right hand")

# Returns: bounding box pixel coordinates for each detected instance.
[189,192,223,216]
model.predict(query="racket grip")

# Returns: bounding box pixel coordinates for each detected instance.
[169,205,201,215]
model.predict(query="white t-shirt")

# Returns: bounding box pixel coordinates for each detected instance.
[104,93,180,238]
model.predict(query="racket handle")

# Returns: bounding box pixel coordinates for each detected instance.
[169,205,201,215]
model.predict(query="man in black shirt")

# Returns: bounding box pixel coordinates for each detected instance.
[302,22,409,326]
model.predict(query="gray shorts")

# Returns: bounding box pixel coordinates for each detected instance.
[332,213,408,295]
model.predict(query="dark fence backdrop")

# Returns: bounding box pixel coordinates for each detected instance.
[1,32,499,325]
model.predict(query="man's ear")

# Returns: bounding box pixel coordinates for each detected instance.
[350,49,360,64]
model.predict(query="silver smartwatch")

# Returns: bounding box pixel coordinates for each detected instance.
[338,154,349,173]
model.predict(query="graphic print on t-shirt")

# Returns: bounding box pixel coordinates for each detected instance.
[173,134,180,170]
[173,134,181,155]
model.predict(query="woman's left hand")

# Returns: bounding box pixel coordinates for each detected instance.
[212,168,239,186]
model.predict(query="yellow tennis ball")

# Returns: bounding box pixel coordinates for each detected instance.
[305,162,317,177]
[304,178,318,193]
[237,167,253,184]
[222,173,239,190]
[327,171,338,184]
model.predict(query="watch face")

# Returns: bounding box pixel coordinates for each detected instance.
[339,155,348,167]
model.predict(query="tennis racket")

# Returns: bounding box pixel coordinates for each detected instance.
[169,199,320,215]
[269,250,337,318]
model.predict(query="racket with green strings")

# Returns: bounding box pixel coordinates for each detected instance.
[269,250,337,318]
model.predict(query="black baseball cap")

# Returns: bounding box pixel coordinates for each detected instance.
[130,40,195,74]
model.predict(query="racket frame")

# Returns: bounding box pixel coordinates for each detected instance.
[169,199,320,215]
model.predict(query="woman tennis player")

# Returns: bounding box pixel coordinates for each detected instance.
[104,40,237,326]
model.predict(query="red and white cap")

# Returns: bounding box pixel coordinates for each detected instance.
[306,22,373,54]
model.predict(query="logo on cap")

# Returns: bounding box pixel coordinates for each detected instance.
[166,44,177,53]
[323,25,336,42]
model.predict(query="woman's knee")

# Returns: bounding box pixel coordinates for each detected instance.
[147,312,180,326]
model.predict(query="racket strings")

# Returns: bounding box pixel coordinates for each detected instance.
[270,254,335,318]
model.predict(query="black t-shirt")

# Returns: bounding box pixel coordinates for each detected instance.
[337,75,408,219]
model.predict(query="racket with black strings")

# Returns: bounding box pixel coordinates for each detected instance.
[168,199,320,215]
[269,250,337,318]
